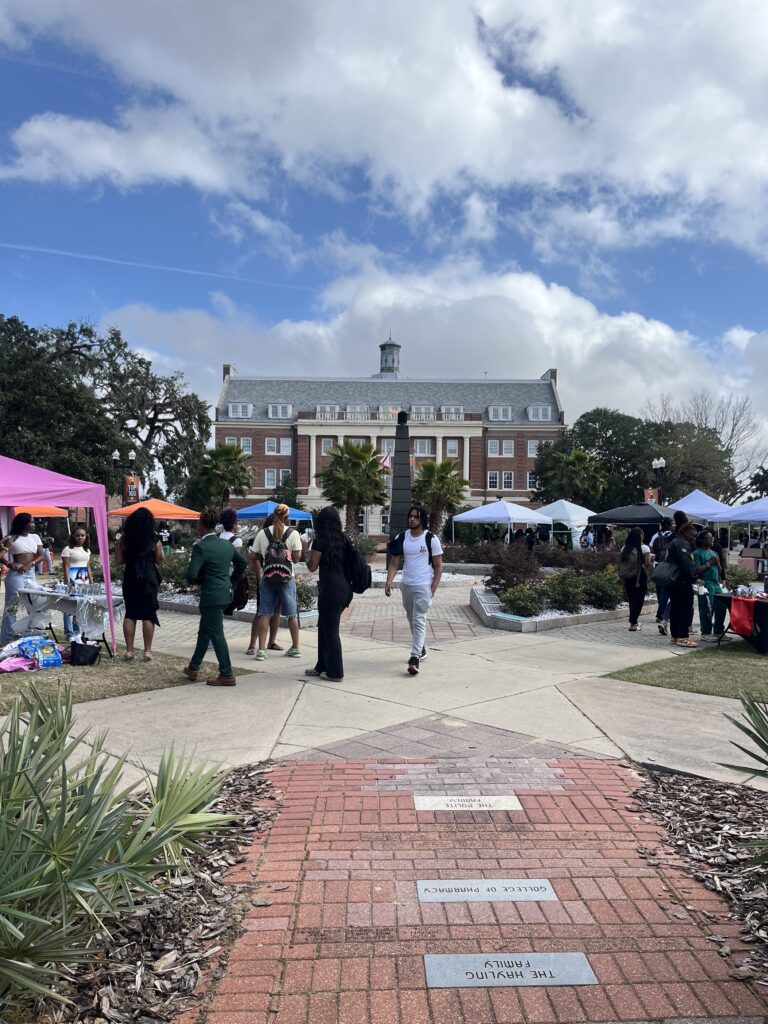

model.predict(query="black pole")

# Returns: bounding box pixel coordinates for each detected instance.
[387,411,411,565]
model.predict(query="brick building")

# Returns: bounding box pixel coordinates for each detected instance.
[213,339,564,534]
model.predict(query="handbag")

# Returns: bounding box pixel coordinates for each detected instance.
[651,560,680,588]
[70,640,101,666]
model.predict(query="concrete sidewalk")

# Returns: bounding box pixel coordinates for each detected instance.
[69,593,761,785]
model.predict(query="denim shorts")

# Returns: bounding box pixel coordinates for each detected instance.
[258,576,298,617]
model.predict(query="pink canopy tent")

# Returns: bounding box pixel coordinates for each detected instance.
[0,455,116,653]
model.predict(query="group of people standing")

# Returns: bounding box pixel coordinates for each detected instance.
[619,511,727,647]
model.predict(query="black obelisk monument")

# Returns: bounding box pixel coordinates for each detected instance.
[388,410,412,557]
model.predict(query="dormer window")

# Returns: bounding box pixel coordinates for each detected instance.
[268,403,292,419]
[488,405,512,421]
[411,405,434,415]
[228,403,253,418]
[527,406,551,421]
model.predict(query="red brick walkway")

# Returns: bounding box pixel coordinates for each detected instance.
[203,758,766,1024]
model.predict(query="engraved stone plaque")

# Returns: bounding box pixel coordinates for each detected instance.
[417,879,557,902]
[413,794,522,811]
[424,953,598,988]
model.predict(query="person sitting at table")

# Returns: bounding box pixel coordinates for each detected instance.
[0,513,44,645]
[115,507,165,662]
[61,525,93,641]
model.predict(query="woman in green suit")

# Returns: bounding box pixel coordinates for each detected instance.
[183,506,247,687]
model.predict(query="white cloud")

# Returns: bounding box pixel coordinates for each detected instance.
[4,1,768,254]
[211,201,305,267]
[101,258,747,429]
[462,194,498,242]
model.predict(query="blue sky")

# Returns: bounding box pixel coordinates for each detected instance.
[1,1,766,429]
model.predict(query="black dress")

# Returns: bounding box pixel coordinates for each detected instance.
[122,542,161,624]
[313,538,353,679]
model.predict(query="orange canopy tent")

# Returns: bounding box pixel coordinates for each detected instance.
[108,498,199,520]
[13,505,69,517]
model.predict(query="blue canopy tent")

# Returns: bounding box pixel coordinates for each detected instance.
[237,500,313,522]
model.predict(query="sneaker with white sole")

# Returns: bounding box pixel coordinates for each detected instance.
[420,646,428,660]
[255,649,267,661]
[407,655,420,675]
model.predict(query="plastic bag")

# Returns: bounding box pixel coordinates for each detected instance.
[18,636,63,669]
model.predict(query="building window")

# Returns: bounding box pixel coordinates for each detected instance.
[502,471,514,490]
[378,404,399,421]
[487,439,500,457]
[227,403,252,418]
[320,438,333,455]
[528,440,539,458]
[411,405,434,415]
[346,404,369,420]
[527,472,537,490]
[224,436,237,447]
[265,437,277,454]
[357,507,367,534]
[280,468,291,483]
[441,405,464,420]
[528,406,551,421]
[268,403,292,419]
[316,404,339,419]
[503,440,514,456]
[489,406,512,421]
[446,438,459,458]
[414,438,432,456]
[240,437,252,454]
[381,507,390,533]
[349,437,365,447]
[265,469,277,489]
[487,470,499,490]
[279,437,292,455]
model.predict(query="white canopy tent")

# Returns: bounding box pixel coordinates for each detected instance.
[669,489,733,521]
[451,499,552,542]
[538,499,595,550]
[712,495,768,524]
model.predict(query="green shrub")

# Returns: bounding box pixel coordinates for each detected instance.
[485,544,543,594]
[442,542,504,565]
[295,576,316,611]
[353,537,378,563]
[727,566,758,589]
[544,569,584,613]
[158,551,195,593]
[580,568,624,610]
[0,686,233,1013]
[499,582,547,617]
[535,547,619,573]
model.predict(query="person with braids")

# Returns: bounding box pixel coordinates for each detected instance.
[305,506,353,681]
[0,513,44,645]
[116,506,165,661]
[183,506,247,686]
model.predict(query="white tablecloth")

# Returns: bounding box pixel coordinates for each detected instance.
[12,587,125,639]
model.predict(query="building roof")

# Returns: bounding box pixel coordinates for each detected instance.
[217,371,562,426]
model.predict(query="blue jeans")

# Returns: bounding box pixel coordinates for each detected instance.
[1,567,36,645]
[258,577,298,618]
[656,585,670,621]
[63,613,80,641]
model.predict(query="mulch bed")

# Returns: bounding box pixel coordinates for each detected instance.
[638,769,768,984]
[39,765,277,1024]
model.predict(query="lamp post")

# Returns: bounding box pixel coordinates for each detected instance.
[651,457,666,506]
[112,449,137,503]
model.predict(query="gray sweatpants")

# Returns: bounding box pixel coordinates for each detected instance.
[401,583,432,658]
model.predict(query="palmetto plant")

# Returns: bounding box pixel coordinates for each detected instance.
[0,686,234,1010]
[721,694,768,863]
[316,441,388,534]
[412,459,469,533]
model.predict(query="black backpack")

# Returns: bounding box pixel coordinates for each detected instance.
[617,547,640,582]
[262,526,296,586]
[345,539,372,594]
[224,537,249,615]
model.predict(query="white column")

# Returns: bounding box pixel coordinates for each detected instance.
[434,436,442,463]
[462,436,470,481]
[309,435,317,488]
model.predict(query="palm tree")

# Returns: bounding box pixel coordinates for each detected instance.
[187,444,252,507]
[412,459,469,532]
[547,448,606,505]
[316,441,388,534]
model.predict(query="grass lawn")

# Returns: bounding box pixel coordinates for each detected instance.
[610,638,768,700]
[0,648,245,712]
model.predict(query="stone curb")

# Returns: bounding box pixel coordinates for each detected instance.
[158,598,319,629]
[470,585,657,633]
